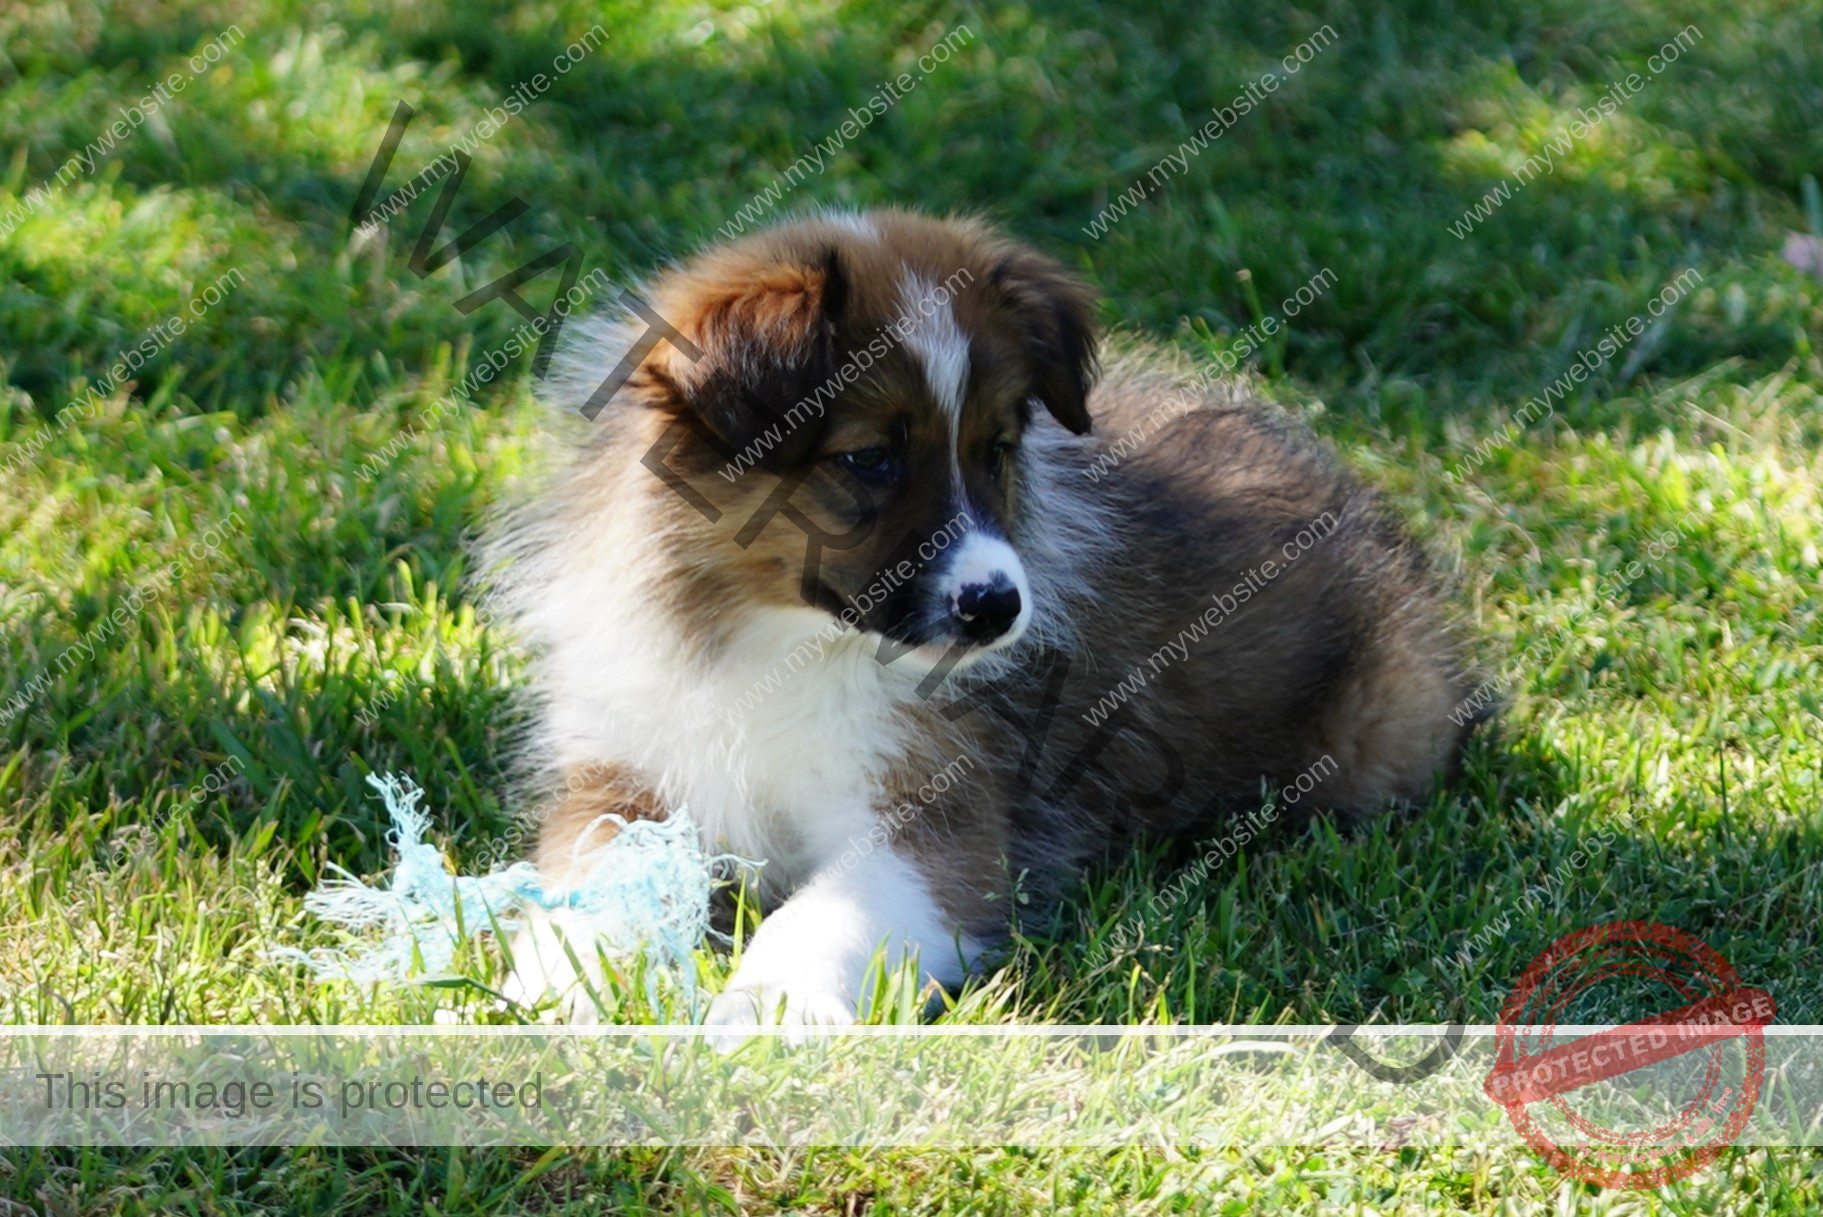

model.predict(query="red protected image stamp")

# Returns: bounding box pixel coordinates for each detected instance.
[1484,920,1776,1189]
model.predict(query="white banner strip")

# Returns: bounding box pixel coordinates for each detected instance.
[4,1026,1821,1148]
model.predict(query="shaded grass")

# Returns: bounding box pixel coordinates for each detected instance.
[3,0,1823,1211]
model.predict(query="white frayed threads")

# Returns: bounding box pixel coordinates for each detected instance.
[269,773,742,1010]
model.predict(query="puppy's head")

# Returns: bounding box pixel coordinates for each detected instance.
[613,209,1098,661]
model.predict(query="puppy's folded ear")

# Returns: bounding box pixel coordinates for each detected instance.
[643,248,847,464]
[991,247,1099,435]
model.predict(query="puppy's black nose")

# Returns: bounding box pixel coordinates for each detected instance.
[951,581,1022,643]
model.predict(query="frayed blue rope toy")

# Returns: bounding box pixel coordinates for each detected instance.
[271,773,737,1006]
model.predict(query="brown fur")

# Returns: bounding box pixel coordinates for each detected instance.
[488,208,1474,961]
[532,762,666,877]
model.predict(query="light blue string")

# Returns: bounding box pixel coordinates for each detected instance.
[270,773,741,1009]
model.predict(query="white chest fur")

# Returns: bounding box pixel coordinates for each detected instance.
[530,564,915,890]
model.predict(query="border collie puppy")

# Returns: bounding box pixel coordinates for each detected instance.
[484,208,1472,1030]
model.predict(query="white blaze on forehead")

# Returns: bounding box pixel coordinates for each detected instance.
[896,271,970,431]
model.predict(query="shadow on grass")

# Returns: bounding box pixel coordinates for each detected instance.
[7,0,1820,417]
[1004,721,1823,1025]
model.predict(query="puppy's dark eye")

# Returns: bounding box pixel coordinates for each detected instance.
[987,438,1018,477]
[834,446,897,482]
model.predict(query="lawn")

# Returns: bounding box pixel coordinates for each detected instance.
[3,0,1823,1210]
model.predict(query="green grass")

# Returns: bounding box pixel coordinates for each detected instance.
[4,0,1823,1210]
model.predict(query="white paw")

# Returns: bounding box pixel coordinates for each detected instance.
[502,905,605,1024]
[702,978,856,1049]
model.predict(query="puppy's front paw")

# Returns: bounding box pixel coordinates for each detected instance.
[502,905,607,1024]
[703,978,855,1049]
